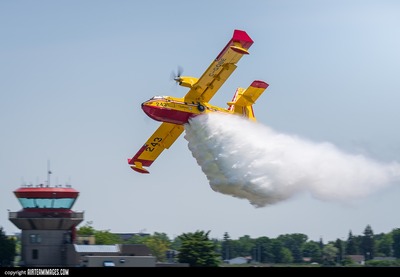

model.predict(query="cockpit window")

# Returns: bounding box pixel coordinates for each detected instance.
[150,96,165,100]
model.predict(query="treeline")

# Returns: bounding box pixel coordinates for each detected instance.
[2,223,400,267]
[76,223,400,266]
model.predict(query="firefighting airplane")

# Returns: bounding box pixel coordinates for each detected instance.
[128,29,269,174]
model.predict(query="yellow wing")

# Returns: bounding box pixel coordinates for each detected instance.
[183,29,254,103]
[128,122,184,174]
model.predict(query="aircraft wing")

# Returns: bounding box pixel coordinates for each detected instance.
[184,29,254,103]
[128,122,184,174]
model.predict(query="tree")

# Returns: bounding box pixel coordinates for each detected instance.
[176,230,220,267]
[360,224,375,260]
[221,232,231,261]
[376,233,392,257]
[125,234,146,244]
[76,222,95,235]
[0,227,16,267]
[319,237,324,250]
[142,232,171,262]
[94,230,122,245]
[392,228,400,258]
[271,239,293,263]
[255,236,273,263]
[228,240,242,259]
[236,235,255,257]
[303,241,322,263]
[322,243,338,266]
[334,238,345,264]
[277,233,307,263]
[280,247,294,264]
[170,236,182,251]
[345,230,358,255]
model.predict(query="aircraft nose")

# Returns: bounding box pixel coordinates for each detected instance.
[141,101,150,108]
[141,101,149,109]
[141,101,152,115]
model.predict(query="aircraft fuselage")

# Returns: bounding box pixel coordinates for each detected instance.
[141,95,227,125]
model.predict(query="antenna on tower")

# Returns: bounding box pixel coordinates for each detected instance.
[47,160,52,187]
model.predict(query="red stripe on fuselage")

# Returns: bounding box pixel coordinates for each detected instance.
[142,104,196,125]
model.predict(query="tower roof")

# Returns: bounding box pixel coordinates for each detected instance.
[14,186,79,199]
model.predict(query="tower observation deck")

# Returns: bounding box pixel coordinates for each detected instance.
[10,186,83,230]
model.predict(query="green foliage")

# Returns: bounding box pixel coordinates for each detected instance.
[0,227,16,267]
[322,243,338,265]
[345,230,358,255]
[176,230,220,267]
[76,222,95,235]
[334,239,345,263]
[365,259,400,267]
[392,228,400,258]
[361,224,375,260]
[280,247,293,263]
[125,234,146,244]
[170,236,182,250]
[236,235,255,256]
[303,241,322,263]
[221,232,231,260]
[376,233,393,257]
[142,232,171,262]
[342,256,356,266]
[255,236,273,263]
[94,230,122,245]
[277,233,307,263]
[271,240,292,263]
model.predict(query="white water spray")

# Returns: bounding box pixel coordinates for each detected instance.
[184,113,400,208]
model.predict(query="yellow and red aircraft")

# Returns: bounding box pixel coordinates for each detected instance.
[128,29,269,174]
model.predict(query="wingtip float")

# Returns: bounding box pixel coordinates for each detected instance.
[128,29,268,174]
[129,163,150,174]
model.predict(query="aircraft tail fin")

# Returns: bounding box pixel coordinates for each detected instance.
[227,80,269,121]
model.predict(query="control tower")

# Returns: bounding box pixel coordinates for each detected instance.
[9,184,84,267]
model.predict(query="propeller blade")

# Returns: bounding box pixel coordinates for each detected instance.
[171,66,184,83]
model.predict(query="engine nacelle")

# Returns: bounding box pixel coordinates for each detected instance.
[176,76,198,88]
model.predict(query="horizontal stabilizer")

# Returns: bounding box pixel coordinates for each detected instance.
[227,80,269,107]
[227,80,269,121]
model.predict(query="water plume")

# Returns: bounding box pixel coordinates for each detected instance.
[184,113,400,207]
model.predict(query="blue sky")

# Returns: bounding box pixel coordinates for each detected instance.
[1,0,400,242]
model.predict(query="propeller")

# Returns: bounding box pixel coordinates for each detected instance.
[170,66,184,84]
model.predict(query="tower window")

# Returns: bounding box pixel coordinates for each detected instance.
[32,249,39,260]
[29,234,41,244]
